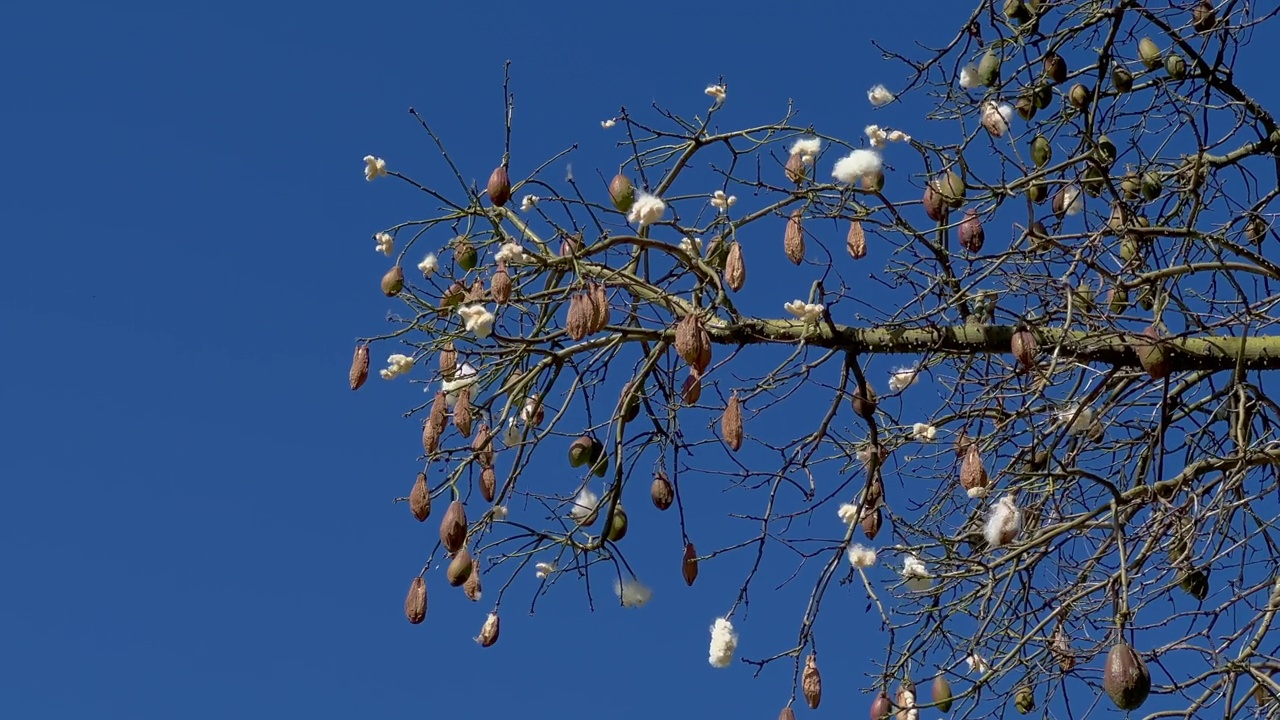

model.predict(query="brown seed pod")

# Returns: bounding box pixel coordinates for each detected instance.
[784,209,805,265]
[870,691,891,720]
[475,612,500,647]
[349,344,370,390]
[1246,216,1269,244]
[423,391,448,455]
[619,381,641,423]
[440,281,466,308]
[932,676,953,712]
[560,232,581,257]
[851,383,877,420]
[566,292,591,341]
[466,278,486,303]
[463,557,482,601]
[785,153,807,185]
[682,372,703,405]
[1103,641,1152,711]
[404,576,427,624]
[682,542,699,586]
[803,653,823,709]
[896,681,917,720]
[724,241,746,291]
[491,261,512,304]
[847,220,868,259]
[1052,623,1075,671]
[778,707,797,720]
[438,342,457,380]
[862,506,883,540]
[959,209,985,252]
[453,386,474,438]
[1044,51,1068,84]
[959,444,989,498]
[590,282,611,333]
[487,165,511,207]
[674,313,710,372]
[380,266,404,297]
[651,470,674,510]
[1132,325,1171,379]
[1192,0,1216,33]
[440,500,467,555]
[447,546,474,587]
[721,392,743,451]
[479,467,496,503]
[923,184,947,222]
[472,424,495,469]
[608,173,635,213]
[410,471,431,522]
[1011,325,1038,373]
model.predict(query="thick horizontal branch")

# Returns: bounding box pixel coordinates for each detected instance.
[687,320,1280,372]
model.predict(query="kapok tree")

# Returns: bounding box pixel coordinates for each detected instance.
[352,2,1280,718]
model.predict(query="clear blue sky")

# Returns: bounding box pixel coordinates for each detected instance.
[4,2,1279,719]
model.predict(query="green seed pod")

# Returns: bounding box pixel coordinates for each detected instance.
[1015,93,1037,121]
[455,239,478,271]
[1031,135,1052,168]
[1108,285,1130,313]
[1043,52,1067,85]
[1027,179,1048,204]
[1069,83,1092,109]
[1179,567,1210,600]
[608,173,635,213]
[1121,172,1141,199]
[1015,686,1036,714]
[978,50,1002,87]
[1112,65,1134,93]
[1165,54,1187,80]
[1141,172,1163,201]
[1139,37,1162,70]
[1004,0,1031,23]
[1096,135,1118,167]
[1082,164,1106,196]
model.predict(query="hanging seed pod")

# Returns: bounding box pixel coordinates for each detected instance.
[1245,216,1269,243]
[1014,686,1035,714]
[607,505,628,541]
[380,266,405,297]
[463,557,482,601]
[1011,325,1038,372]
[723,241,747,290]
[959,209,985,252]
[895,681,917,720]
[490,261,511,304]
[1138,37,1162,70]
[1068,83,1091,109]
[479,467,496,503]
[651,470,674,510]
[1178,567,1210,600]
[779,708,796,720]
[674,313,711,373]
[959,444,990,498]
[1030,135,1052,168]
[846,220,868,259]
[784,209,805,265]
[721,392,744,451]
[565,292,590,341]
[591,283,612,333]
[1032,83,1052,110]
[848,383,874,421]
[937,171,967,208]
[487,165,511,207]
[1112,65,1134,93]
[440,281,466,309]
[682,542,699,586]
[410,471,431,522]
[423,391,448,454]
[785,153,807,185]
[861,170,884,192]
[609,173,635,213]
[453,386,474,438]
[619,381,641,423]
[349,344,370,390]
[1052,623,1075,671]
[466,277,486,303]
[560,232,581,257]
[447,547,474,586]
[1044,52,1067,85]
[1193,0,1216,33]
[568,435,594,468]
[862,506,883,540]
[1165,53,1187,80]
[475,612,500,647]
[870,691,892,720]
[455,239,478,272]
[803,653,823,709]
[473,424,495,469]
[978,49,1001,86]
[1015,94,1036,121]
[1095,134,1118,167]
[682,372,703,405]
[438,342,457,380]
[1132,325,1171,379]
[404,576,427,624]
[1103,641,1152,710]
[932,676,954,712]
[440,500,467,555]
[923,184,947,222]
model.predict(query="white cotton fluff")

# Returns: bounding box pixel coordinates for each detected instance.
[627,192,667,228]
[848,544,877,568]
[832,149,883,184]
[901,554,933,592]
[981,102,1014,138]
[983,494,1023,548]
[837,503,860,525]
[867,84,896,106]
[708,617,739,668]
[958,64,981,89]
[889,367,919,392]
[569,488,599,522]
[784,300,824,325]
[911,423,937,442]
[789,137,822,161]
[1061,185,1084,216]
[615,578,653,608]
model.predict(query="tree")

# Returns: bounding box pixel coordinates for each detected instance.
[352,2,1280,717]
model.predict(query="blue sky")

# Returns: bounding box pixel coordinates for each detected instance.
[5,1,1280,719]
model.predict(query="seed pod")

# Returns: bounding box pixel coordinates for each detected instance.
[410,471,431,522]
[349,344,370,390]
[565,292,588,340]
[1103,641,1152,710]
[447,546,474,586]
[472,424,495,469]
[851,383,877,420]
[803,653,823,709]
[438,342,457,379]
[1014,94,1036,122]
[932,676,953,712]
[1030,135,1051,168]
[1246,216,1269,243]
[1014,686,1035,714]
[455,239,478,272]
[862,170,885,192]
[1112,65,1134,92]
[567,436,594,467]
[923,184,947,222]
[1253,669,1279,707]
[487,165,511,207]
[959,444,989,498]
[1051,623,1075,671]
[619,381,641,423]
[721,392,743,451]
[453,386,474,438]
[674,313,711,373]
[423,391,448,455]
[785,153,806,185]
[862,506,883,540]
[560,232,581,257]
[440,500,467,555]
[404,576,427,624]
[463,557,482,601]
[590,282,611,333]
[896,681,916,720]
[1044,52,1067,85]
[937,171,966,209]
[724,241,746,291]
[440,281,465,308]
[779,708,796,720]
[784,209,805,265]
[475,612,500,647]
[846,220,868,259]
[1139,37,1162,70]
[1178,567,1209,600]
[1165,53,1187,80]
[479,467,496,503]
[978,49,1001,86]
[870,691,892,720]
[651,470,674,510]
[682,542,699,586]
[1032,83,1052,110]
[682,373,702,405]
[609,173,635,213]
[1068,83,1091,109]
[606,505,628,541]
[467,277,486,303]
[1011,325,1038,372]
[959,209,985,252]
[1192,0,1216,33]
[380,266,404,296]
[1132,324,1171,379]
[490,262,511,304]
